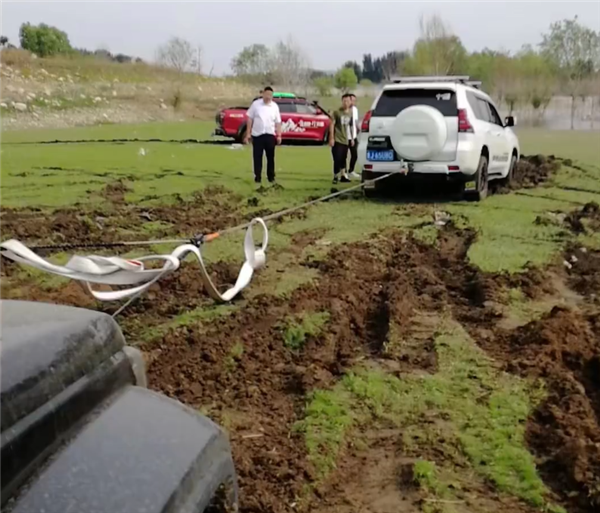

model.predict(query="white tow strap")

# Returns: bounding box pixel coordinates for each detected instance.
[0,218,268,304]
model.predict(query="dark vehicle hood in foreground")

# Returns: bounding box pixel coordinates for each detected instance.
[1,301,238,512]
[1,300,125,430]
[5,386,237,513]
[1,300,135,506]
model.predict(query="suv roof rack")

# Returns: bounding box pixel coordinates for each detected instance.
[390,75,482,89]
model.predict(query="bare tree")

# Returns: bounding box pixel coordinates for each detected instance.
[269,35,311,88]
[410,14,467,76]
[156,37,198,73]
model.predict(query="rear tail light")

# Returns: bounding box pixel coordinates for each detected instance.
[361,110,373,132]
[448,165,460,171]
[458,109,474,133]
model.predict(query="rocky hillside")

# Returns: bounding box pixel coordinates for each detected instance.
[0,50,255,131]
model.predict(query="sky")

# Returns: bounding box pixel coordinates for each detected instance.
[2,0,600,75]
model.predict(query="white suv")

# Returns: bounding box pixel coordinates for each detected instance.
[357,76,520,201]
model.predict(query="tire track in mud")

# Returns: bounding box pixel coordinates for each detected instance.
[140,223,599,513]
[3,138,231,146]
[3,213,597,512]
[0,184,246,251]
[2,154,598,511]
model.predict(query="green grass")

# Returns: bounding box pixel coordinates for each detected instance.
[29,95,102,111]
[294,387,354,476]
[278,311,330,351]
[1,109,596,512]
[127,303,237,343]
[2,124,598,273]
[412,460,462,512]
[299,320,562,511]
[224,341,244,370]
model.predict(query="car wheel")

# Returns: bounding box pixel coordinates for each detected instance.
[362,172,380,198]
[363,186,378,198]
[464,155,489,202]
[500,154,517,186]
[235,125,246,144]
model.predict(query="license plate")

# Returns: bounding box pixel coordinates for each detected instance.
[464,180,476,191]
[367,150,394,162]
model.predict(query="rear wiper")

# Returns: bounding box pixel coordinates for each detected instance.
[312,101,332,119]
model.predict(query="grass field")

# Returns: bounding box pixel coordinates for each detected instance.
[1,124,599,513]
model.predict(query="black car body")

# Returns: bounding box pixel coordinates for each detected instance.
[0,300,238,513]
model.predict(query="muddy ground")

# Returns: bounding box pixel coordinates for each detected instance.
[1,156,599,513]
[0,155,565,249]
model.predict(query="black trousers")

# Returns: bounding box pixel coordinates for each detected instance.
[348,139,358,173]
[252,134,276,182]
[331,142,349,177]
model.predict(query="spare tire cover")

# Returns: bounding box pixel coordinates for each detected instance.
[390,105,448,161]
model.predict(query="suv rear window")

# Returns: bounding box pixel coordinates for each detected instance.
[373,88,458,117]
[277,101,296,113]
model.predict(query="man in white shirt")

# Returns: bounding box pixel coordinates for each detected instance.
[348,93,361,180]
[244,86,282,185]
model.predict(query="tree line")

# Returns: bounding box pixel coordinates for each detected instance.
[1,24,205,73]
[229,14,600,127]
[4,15,599,126]
[0,23,143,64]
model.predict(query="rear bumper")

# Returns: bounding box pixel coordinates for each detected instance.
[362,161,476,176]
[357,137,481,177]
[362,169,471,189]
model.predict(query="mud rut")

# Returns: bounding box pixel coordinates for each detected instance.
[136,226,597,513]
[1,156,599,513]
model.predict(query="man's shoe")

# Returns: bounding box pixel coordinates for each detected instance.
[332,174,339,184]
[349,172,361,180]
[270,181,284,191]
[340,175,351,183]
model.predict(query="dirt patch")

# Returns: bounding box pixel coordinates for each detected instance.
[145,240,395,512]
[145,229,495,512]
[478,308,600,513]
[513,154,562,188]
[3,213,598,512]
[288,228,329,256]
[0,184,244,250]
[494,154,562,194]
[565,202,600,234]
[101,179,132,202]
[563,246,600,303]
[142,225,589,512]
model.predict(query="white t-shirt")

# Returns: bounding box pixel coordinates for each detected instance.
[246,99,282,137]
[350,105,359,140]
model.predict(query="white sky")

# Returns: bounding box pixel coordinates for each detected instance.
[2,0,600,75]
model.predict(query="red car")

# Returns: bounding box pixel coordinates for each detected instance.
[212,93,331,144]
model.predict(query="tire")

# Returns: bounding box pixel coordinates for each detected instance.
[500,154,517,186]
[363,187,378,198]
[464,155,489,202]
[362,172,381,198]
[235,125,246,144]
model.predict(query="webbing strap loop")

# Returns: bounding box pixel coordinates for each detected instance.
[0,218,269,304]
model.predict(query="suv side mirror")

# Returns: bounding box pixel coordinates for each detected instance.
[504,116,516,127]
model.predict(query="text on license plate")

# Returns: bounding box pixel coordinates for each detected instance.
[367,150,395,162]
